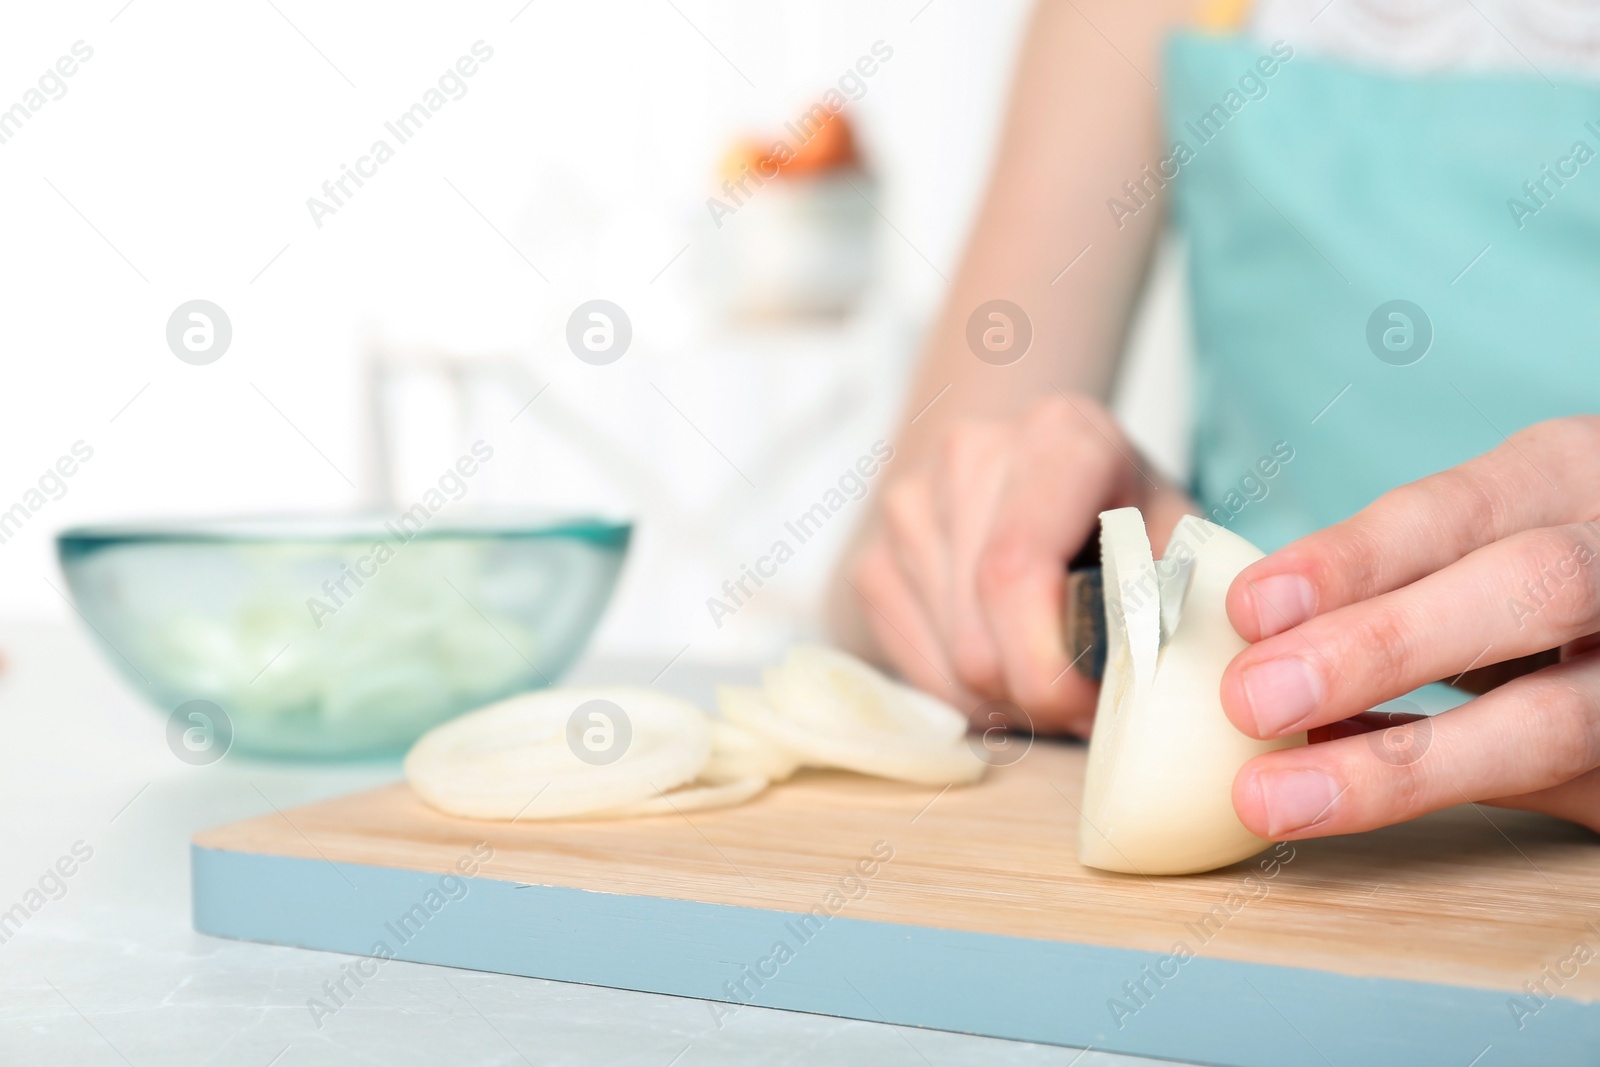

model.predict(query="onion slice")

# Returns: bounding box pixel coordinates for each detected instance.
[707,696,803,782]
[764,645,969,744]
[737,646,984,786]
[404,646,985,823]
[1098,506,1160,704]
[588,775,768,818]
[405,686,711,820]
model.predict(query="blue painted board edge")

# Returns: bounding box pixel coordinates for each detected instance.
[192,845,1598,1067]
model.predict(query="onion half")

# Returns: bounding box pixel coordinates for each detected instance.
[1078,510,1307,875]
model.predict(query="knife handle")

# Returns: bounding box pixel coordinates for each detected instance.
[1063,567,1106,683]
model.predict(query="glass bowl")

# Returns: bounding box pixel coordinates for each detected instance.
[57,514,630,759]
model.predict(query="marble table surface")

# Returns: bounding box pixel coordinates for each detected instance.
[0,621,1177,1067]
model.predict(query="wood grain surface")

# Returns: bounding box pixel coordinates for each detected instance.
[194,738,1600,999]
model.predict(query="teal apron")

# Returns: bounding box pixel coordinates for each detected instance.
[1164,34,1600,551]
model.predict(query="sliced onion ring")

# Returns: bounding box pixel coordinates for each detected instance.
[587,775,768,818]
[763,645,968,743]
[710,690,804,782]
[741,647,984,786]
[404,686,711,820]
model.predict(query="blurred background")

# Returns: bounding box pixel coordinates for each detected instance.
[0,0,1188,667]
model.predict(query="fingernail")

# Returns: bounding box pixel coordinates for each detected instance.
[1250,574,1316,637]
[1258,769,1342,836]
[1241,656,1324,735]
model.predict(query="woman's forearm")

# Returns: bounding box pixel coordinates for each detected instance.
[831,0,1204,655]
[892,0,1204,467]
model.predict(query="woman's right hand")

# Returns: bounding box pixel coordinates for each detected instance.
[844,392,1197,736]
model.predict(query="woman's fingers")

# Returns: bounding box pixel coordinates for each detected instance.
[975,396,1124,728]
[1487,765,1600,834]
[849,539,978,711]
[1222,523,1600,739]
[1228,417,1600,642]
[858,393,1180,735]
[1232,655,1600,840]
[880,475,960,663]
[932,422,1014,697]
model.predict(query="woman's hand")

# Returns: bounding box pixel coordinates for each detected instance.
[823,0,1205,732]
[1221,416,1600,839]
[845,392,1197,736]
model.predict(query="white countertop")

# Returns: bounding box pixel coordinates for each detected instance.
[0,621,1173,1067]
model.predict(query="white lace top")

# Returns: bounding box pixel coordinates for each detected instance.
[1251,0,1600,79]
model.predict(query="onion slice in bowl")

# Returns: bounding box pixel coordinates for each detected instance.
[405,686,712,820]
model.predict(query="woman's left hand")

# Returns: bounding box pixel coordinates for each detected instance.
[1219,416,1600,840]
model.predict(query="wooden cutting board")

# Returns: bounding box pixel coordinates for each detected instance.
[192,739,1600,1066]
